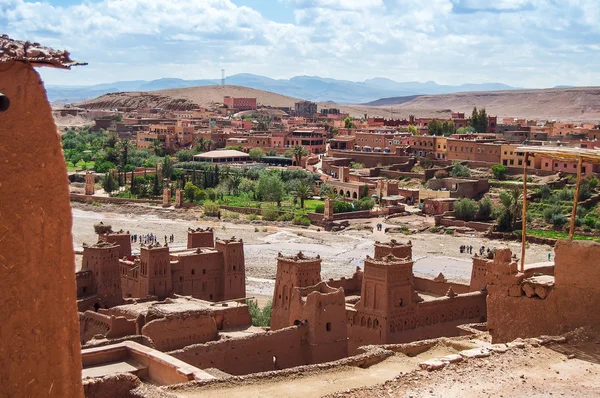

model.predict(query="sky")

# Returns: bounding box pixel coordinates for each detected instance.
[2,0,600,87]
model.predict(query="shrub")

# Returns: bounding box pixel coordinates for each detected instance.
[277,213,294,222]
[584,226,592,233]
[477,198,492,220]
[429,226,440,233]
[450,162,471,178]
[184,182,201,202]
[491,164,508,180]
[254,227,260,232]
[420,157,433,169]
[228,213,240,220]
[434,169,449,179]
[262,206,279,221]
[293,215,311,226]
[350,161,364,169]
[587,176,599,190]
[551,213,567,228]
[353,198,375,211]
[454,198,477,221]
[246,300,272,327]
[247,214,259,221]
[205,188,217,201]
[203,200,220,217]
[314,204,325,214]
[557,188,574,201]
[538,185,551,199]
[333,201,354,213]
[543,205,563,223]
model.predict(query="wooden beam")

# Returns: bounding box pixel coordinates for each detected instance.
[569,156,583,240]
[520,153,529,273]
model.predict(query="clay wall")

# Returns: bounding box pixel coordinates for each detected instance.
[82,243,124,306]
[207,304,253,330]
[327,149,411,167]
[79,310,137,344]
[76,269,97,297]
[434,216,492,232]
[413,277,470,296]
[168,326,309,375]
[374,240,412,259]
[326,268,363,296]
[140,246,172,299]
[216,239,246,300]
[141,314,218,351]
[470,257,488,292]
[486,241,600,343]
[348,292,486,353]
[187,228,214,249]
[99,232,132,258]
[170,250,224,301]
[289,283,349,363]
[271,253,322,330]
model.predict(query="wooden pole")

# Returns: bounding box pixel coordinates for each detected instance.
[569,156,583,240]
[520,153,529,273]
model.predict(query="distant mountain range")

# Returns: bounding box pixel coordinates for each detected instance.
[47,74,524,104]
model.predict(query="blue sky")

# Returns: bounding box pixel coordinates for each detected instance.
[2,0,599,87]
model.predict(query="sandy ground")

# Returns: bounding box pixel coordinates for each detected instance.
[71,203,554,301]
[330,338,600,397]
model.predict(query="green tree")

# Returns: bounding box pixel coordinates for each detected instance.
[344,117,355,129]
[428,119,443,136]
[249,147,265,161]
[184,181,200,202]
[162,155,174,180]
[450,162,471,177]
[349,161,364,169]
[203,200,220,217]
[102,172,118,195]
[408,125,417,135]
[257,173,285,206]
[491,164,508,180]
[246,299,272,327]
[116,139,135,168]
[291,144,308,167]
[470,107,488,133]
[456,126,475,135]
[293,181,314,209]
[496,189,522,232]
[454,198,477,221]
[477,198,492,220]
[470,107,479,131]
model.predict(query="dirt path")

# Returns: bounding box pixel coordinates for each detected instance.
[171,345,462,398]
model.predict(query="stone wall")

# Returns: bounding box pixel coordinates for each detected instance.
[168,326,310,375]
[79,310,137,344]
[326,268,363,296]
[141,314,218,351]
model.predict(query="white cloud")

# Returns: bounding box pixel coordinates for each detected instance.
[1,0,599,88]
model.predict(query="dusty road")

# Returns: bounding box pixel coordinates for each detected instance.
[71,203,554,299]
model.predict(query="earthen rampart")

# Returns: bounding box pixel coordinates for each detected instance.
[486,241,600,343]
[141,313,218,351]
[168,326,309,375]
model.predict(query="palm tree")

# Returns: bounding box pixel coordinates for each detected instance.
[291,144,308,167]
[293,182,314,209]
[325,190,339,201]
[116,139,135,168]
[497,189,522,231]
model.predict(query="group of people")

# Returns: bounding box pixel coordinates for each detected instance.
[460,245,494,257]
[130,233,174,245]
[375,223,384,232]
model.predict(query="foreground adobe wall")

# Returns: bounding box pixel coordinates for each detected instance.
[141,314,218,351]
[0,62,83,397]
[168,326,309,375]
[487,241,600,343]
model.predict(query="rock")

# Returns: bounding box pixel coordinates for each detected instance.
[491,344,510,354]
[440,354,464,364]
[419,358,447,371]
[459,348,491,359]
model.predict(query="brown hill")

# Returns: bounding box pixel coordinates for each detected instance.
[78,85,303,111]
[371,87,600,121]
[77,85,447,119]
